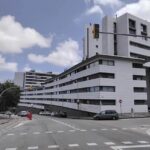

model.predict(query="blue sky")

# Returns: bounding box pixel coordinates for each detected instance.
[0,0,149,82]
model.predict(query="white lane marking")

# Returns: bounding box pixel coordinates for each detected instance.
[5,148,17,150]
[138,141,149,144]
[28,146,38,149]
[68,144,79,147]
[111,144,150,150]
[140,127,147,130]
[122,141,133,144]
[45,131,53,134]
[105,142,116,145]
[80,129,87,132]
[122,128,127,130]
[146,128,150,136]
[14,120,30,128]
[91,129,97,131]
[87,143,98,146]
[7,133,14,136]
[33,132,40,135]
[101,128,108,131]
[14,123,24,128]
[20,133,27,135]
[57,131,64,133]
[49,118,81,130]
[131,128,137,130]
[69,130,76,132]
[112,128,118,131]
[48,145,59,148]
[141,125,150,127]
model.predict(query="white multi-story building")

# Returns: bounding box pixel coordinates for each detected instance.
[18,13,150,113]
[19,54,147,113]
[102,13,150,59]
[14,70,56,90]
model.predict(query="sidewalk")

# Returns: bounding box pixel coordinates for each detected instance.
[68,113,150,120]
[0,119,9,125]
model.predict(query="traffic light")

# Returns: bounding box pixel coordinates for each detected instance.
[93,24,99,39]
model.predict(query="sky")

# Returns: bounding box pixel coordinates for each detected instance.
[0,0,150,82]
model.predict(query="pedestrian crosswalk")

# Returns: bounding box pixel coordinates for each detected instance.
[4,140,150,150]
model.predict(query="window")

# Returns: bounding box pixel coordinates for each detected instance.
[101,100,116,105]
[100,73,115,78]
[134,87,146,93]
[99,59,115,66]
[90,86,99,92]
[129,19,136,28]
[133,75,145,80]
[100,86,115,92]
[130,41,150,51]
[132,63,143,68]
[141,24,147,33]
[129,19,136,35]
[96,45,98,48]
[134,100,146,105]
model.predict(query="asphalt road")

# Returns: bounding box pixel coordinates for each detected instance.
[0,115,150,150]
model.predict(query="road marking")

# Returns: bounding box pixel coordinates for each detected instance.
[33,132,40,135]
[146,128,150,136]
[138,141,149,144]
[105,142,116,145]
[101,128,108,131]
[122,128,127,130]
[5,148,17,150]
[68,144,79,147]
[111,144,150,150]
[7,133,14,136]
[141,124,150,127]
[80,129,87,132]
[14,123,24,128]
[140,127,147,130]
[122,141,133,144]
[112,128,118,131]
[28,146,38,149]
[48,145,59,148]
[20,132,27,135]
[87,143,98,146]
[69,130,76,132]
[91,129,97,131]
[131,128,137,130]
[49,118,80,130]
[45,131,53,134]
[57,131,64,133]
[14,120,30,128]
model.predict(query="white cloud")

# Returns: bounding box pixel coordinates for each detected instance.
[0,55,17,72]
[0,15,52,54]
[85,5,103,16]
[23,64,32,72]
[28,39,82,67]
[116,0,150,21]
[93,0,123,7]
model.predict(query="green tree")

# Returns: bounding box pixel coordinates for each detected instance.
[0,80,20,111]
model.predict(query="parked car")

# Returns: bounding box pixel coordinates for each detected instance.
[51,111,67,118]
[56,111,67,118]
[93,110,119,120]
[39,111,51,116]
[18,111,29,117]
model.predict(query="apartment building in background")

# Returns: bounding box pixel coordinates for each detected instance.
[18,13,150,113]
[14,70,56,90]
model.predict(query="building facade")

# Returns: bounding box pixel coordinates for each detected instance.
[19,55,148,113]
[14,70,56,90]
[18,13,150,113]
